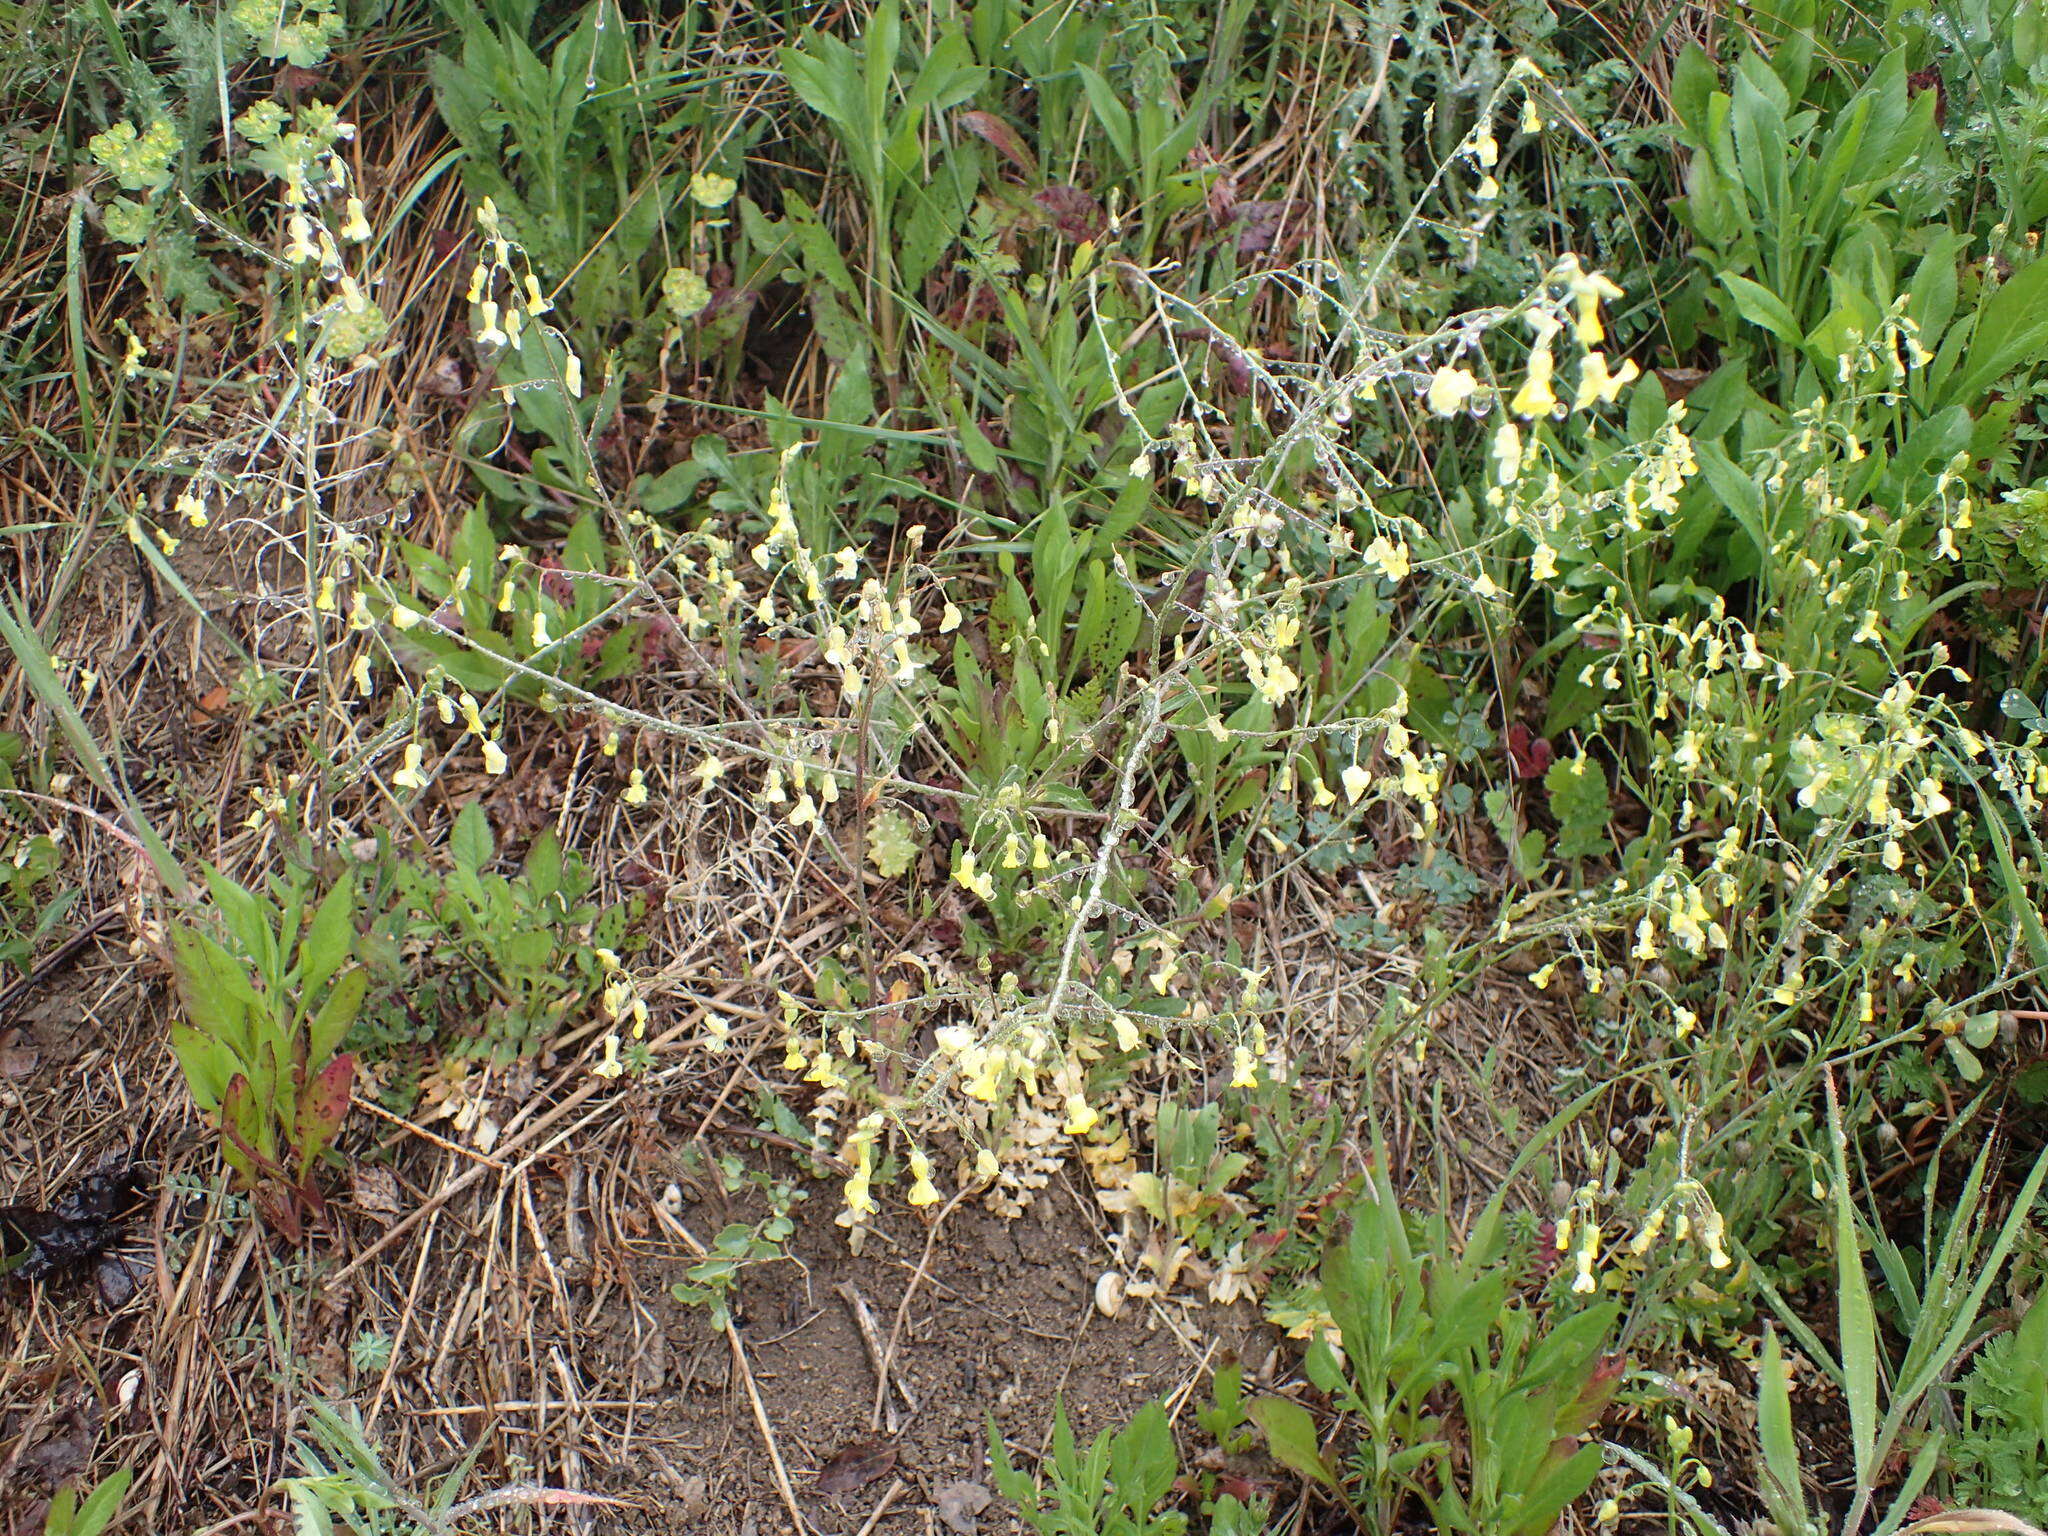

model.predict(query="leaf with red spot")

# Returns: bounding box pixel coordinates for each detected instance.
[294,1053,356,1183]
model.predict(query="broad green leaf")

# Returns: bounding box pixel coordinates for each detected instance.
[300,880,355,1000]
[1943,255,2048,409]
[1107,1401,1177,1516]
[451,801,493,876]
[1506,1441,1604,1536]
[306,967,368,1072]
[171,926,259,1060]
[1075,64,1135,164]
[72,1468,143,1536]
[1248,1396,1334,1487]
[171,1023,236,1112]
[1718,272,1806,347]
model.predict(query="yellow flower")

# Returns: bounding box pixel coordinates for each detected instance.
[1574,350,1640,409]
[1341,764,1371,804]
[1530,542,1560,581]
[692,756,724,791]
[938,602,962,633]
[1230,1047,1258,1089]
[1511,347,1557,418]
[907,1149,940,1207]
[1564,261,1625,345]
[1063,1095,1099,1136]
[954,849,995,901]
[689,171,738,208]
[392,743,429,791]
[1425,365,1480,416]
[1363,534,1411,581]
[1492,420,1523,483]
[591,1034,624,1079]
[623,768,649,806]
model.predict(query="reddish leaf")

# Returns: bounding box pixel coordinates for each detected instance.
[1906,67,1946,127]
[957,111,1037,178]
[189,685,233,724]
[814,1438,898,1495]
[1506,722,1554,780]
[1556,1351,1626,1437]
[1235,200,1296,257]
[294,1054,356,1177]
[1033,186,1104,242]
[250,1185,303,1244]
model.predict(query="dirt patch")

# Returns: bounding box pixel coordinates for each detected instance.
[586,1175,1265,1534]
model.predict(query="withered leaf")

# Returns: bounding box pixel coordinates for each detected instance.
[813,1437,898,1495]
[0,1028,38,1079]
[934,1480,992,1535]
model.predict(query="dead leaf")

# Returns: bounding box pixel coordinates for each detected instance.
[189,684,232,724]
[419,355,467,398]
[350,1165,404,1221]
[934,1480,991,1535]
[0,1028,38,1079]
[675,1474,710,1518]
[813,1438,897,1495]
[1654,367,1709,402]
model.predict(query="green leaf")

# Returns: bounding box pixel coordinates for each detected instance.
[306,967,368,1072]
[1506,1440,1604,1536]
[170,1023,236,1113]
[171,926,259,1060]
[1827,1083,1880,1494]
[1107,1400,1177,1517]
[949,395,1001,473]
[1942,256,2048,410]
[1075,64,1136,164]
[451,801,494,876]
[299,880,356,1001]
[1756,1328,1812,1536]
[68,1466,132,1536]
[1718,272,1806,347]
[1248,1396,1334,1487]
